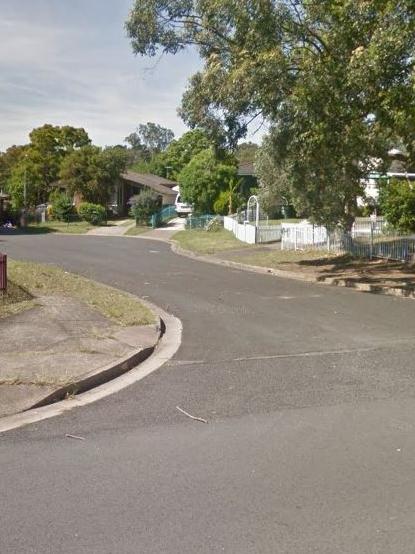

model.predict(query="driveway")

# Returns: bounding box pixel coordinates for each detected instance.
[2,234,415,553]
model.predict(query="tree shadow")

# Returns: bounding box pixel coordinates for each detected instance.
[0,227,54,235]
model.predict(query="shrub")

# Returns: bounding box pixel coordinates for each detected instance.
[213,190,243,215]
[50,193,74,222]
[129,190,162,224]
[78,202,107,225]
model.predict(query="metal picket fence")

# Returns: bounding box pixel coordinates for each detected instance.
[150,205,177,228]
[185,214,216,230]
[281,218,415,262]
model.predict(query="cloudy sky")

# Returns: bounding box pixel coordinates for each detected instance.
[0,0,202,151]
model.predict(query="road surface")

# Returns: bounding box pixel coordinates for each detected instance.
[2,234,415,553]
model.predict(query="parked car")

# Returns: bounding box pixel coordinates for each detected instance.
[173,186,193,217]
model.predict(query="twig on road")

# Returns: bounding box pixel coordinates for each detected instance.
[176,406,208,424]
[65,434,86,441]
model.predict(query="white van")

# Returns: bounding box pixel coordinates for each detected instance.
[173,185,193,217]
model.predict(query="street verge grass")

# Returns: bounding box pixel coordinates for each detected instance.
[228,249,339,268]
[7,260,155,326]
[0,281,36,319]
[25,221,95,234]
[173,228,252,255]
[124,225,150,236]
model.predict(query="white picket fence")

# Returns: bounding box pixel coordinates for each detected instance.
[257,225,282,243]
[224,216,257,244]
[281,222,328,250]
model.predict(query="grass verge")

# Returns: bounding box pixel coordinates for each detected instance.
[228,249,340,268]
[173,228,252,255]
[6,260,155,326]
[25,221,94,234]
[0,281,37,319]
[124,225,151,236]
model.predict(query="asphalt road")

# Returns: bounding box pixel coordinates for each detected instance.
[2,234,415,553]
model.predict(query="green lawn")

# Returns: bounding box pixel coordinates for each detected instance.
[227,248,339,268]
[4,260,155,326]
[24,220,95,234]
[173,228,252,255]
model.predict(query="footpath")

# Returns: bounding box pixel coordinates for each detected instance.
[0,262,161,418]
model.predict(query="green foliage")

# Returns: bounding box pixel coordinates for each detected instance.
[179,148,238,213]
[0,145,28,192]
[236,143,258,164]
[59,145,128,205]
[50,193,74,222]
[213,179,243,215]
[129,190,162,223]
[128,129,211,181]
[78,202,107,226]
[127,1,415,228]
[161,130,211,180]
[378,179,415,233]
[4,125,91,209]
[134,122,174,154]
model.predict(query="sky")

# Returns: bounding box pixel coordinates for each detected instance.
[0,0,203,151]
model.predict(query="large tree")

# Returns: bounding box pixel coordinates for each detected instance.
[135,122,174,153]
[5,125,91,208]
[59,145,128,205]
[126,1,415,228]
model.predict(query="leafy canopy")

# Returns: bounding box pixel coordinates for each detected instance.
[5,125,91,208]
[179,148,237,213]
[127,1,415,227]
[378,178,415,233]
[59,145,128,205]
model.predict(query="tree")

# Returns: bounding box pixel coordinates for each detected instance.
[127,128,212,179]
[5,125,91,208]
[157,129,211,179]
[137,122,174,153]
[29,124,90,156]
[0,145,28,192]
[255,135,292,217]
[236,143,258,164]
[178,148,237,213]
[59,145,128,205]
[126,1,415,228]
[378,178,415,233]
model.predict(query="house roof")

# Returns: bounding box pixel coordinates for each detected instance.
[237,162,256,176]
[121,171,177,197]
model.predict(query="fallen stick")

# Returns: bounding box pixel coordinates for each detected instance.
[176,406,208,424]
[65,434,86,441]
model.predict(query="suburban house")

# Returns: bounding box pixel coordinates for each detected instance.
[360,150,415,207]
[109,171,178,215]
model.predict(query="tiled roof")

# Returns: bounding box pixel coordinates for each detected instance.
[121,171,177,196]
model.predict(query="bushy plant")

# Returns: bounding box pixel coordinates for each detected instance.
[129,190,161,224]
[213,189,243,215]
[50,193,74,222]
[378,179,415,233]
[78,202,107,225]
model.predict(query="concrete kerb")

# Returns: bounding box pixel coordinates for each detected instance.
[0,298,182,434]
[170,241,415,301]
[28,319,163,411]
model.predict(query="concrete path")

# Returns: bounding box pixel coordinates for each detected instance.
[141,216,185,240]
[2,234,415,553]
[0,294,159,417]
[86,219,135,236]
